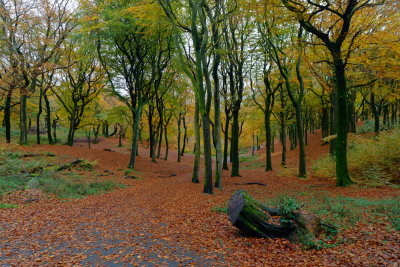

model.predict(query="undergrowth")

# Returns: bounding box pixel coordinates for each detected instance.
[312,129,400,185]
[0,149,120,200]
[275,195,400,248]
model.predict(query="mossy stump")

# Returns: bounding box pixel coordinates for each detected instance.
[228,190,295,238]
[228,190,331,245]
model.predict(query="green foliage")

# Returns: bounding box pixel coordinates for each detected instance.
[276,196,301,223]
[357,120,399,134]
[42,178,118,199]
[76,159,97,171]
[307,196,400,231]
[356,120,375,134]
[0,150,120,199]
[211,204,228,214]
[239,154,258,163]
[266,194,399,249]
[312,129,400,185]
[0,127,19,138]
[0,203,18,209]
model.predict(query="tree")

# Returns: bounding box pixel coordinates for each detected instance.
[250,58,280,171]
[222,1,254,177]
[281,0,386,186]
[86,0,173,169]
[159,0,216,193]
[0,0,74,144]
[52,44,104,146]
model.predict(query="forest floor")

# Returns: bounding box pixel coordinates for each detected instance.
[0,131,399,266]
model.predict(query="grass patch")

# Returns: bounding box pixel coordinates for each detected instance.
[239,154,258,163]
[0,149,121,199]
[42,178,120,199]
[312,129,400,185]
[124,169,143,179]
[211,203,228,214]
[0,203,18,209]
[278,167,298,177]
[264,194,399,249]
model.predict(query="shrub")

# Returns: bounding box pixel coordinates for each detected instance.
[312,129,400,185]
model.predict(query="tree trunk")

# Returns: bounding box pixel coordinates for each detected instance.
[223,116,230,170]
[164,125,169,161]
[93,124,100,144]
[181,116,187,156]
[281,112,287,166]
[36,87,43,144]
[157,119,163,158]
[333,55,352,186]
[43,91,54,144]
[294,104,306,177]
[231,110,240,177]
[370,92,380,134]
[128,103,144,169]
[202,112,213,194]
[67,118,76,146]
[151,123,160,162]
[192,100,200,183]
[177,115,182,162]
[252,133,255,156]
[321,106,329,138]
[87,130,91,149]
[118,126,123,147]
[4,91,12,143]
[148,106,155,158]
[52,119,58,143]
[19,89,28,145]
[265,110,273,171]
[329,93,336,155]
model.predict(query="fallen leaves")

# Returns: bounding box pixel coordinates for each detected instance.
[0,135,399,266]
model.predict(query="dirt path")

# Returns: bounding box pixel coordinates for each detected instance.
[0,133,399,266]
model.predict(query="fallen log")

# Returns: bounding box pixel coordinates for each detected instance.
[228,190,333,247]
[57,159,83,171]
[234,182,267,186]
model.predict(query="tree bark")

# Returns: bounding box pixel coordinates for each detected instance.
[192,100,200,183]
[36,87,43,144]
[43,90,54,144]
[177,114,182,162]
[231,110,240,177]
[265,110,273,171]
[19,89,28,145]
[332,54,352,186]
[223,115,230,170]
[181,116,187,156]
[4,91,12,143]
[128,102,144,169]
[164,125,169,161]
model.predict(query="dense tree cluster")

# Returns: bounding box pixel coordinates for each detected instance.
[1,0,399,193]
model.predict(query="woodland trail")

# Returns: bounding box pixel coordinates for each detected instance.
[0,132,399,266]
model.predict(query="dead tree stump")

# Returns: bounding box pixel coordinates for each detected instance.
[228,190,333,246]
